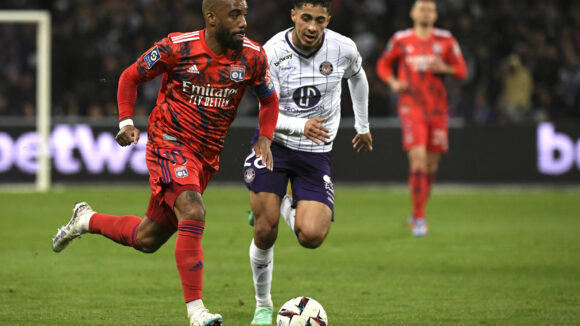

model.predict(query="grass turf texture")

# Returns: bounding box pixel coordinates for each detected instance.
[0,185,578,325]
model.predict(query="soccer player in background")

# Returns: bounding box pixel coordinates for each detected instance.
[376,0,467,237]
[242,0,372,324]
[51,0,278,325]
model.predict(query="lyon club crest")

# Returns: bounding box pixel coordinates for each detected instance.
[319,61,333,76]
[175,166,188,178]
[230,65,246,82]
[433,43,442,54]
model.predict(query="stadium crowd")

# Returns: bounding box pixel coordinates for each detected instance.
[1,0,580,124]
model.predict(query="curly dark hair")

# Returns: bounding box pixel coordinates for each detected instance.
[294,0,331,11]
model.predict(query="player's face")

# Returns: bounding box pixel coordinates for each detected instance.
[411,1,437,28]
[291,4,331,52]
[215,0,248,50]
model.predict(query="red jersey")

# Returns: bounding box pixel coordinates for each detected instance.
[119,29,275,171]
[376,28,467,118]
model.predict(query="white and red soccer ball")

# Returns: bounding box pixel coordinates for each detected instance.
[277,296,328,326]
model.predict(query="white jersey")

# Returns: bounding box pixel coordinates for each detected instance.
[264,28,363,153]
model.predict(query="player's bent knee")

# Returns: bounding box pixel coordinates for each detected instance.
[176,204,206,222]
[254,224,278,248]
[297,231,327,249]
[137,237,164,253]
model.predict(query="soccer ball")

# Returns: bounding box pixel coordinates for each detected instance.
[276,296,328,326]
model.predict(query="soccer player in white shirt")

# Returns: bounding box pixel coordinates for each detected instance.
[242,1,372,324]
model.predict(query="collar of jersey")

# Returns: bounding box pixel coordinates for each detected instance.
[285,28,325,59]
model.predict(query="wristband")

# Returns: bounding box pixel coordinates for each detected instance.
[119,118,134,129]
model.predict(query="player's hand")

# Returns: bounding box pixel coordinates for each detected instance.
[388,79,408,93]
[304,118,330,145]
[352,132,373,152]
[253,135,274,171]
[429,56,452,74]
[115,125,140,147]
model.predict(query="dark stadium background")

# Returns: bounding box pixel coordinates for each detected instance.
[1,0,579,184]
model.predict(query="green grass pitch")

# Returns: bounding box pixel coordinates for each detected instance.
[0,185,579,325]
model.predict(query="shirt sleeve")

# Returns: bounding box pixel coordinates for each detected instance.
[343,41,363,79]
[133,37,176,81]
[347,68,370,134]
[253,46,276,99]
[376,36,402,82]
[252,45,278,139]
[117,36,175,120]
[445,37,468,80]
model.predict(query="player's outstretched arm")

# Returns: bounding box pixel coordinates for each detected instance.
[352,132,373,152]
[253,136,273,171]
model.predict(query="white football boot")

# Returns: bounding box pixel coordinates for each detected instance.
[189,308,223,326]
[408,216,428,237]
[52,202,94,252]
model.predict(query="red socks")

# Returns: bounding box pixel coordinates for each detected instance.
[89,214,205,302]
[175,220,205,303]
[89,213,142,249]
[409,172,428,218]
[427,173,435,198]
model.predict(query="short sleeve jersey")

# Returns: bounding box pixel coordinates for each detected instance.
[134,29,273,171]
[381,28,465,117]
[264,28,362,153]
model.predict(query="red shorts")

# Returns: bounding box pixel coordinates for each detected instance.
[144,147,214,232]
[399,106,449,153]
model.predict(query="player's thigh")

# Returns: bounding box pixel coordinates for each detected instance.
[426,152,442,174]
[146,147,212,224]
[174,189,205,222]
[136,215,174,252]
[243,140,290,198]
[400,113,428,152]
[295,200,332,237]
[407,145,428,171]
[250,191,282,228]
[289,150,334,209]
[426,118,449,154]
[290,151,334,239]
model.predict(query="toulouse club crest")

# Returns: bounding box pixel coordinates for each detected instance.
[230,65,246,82]
[244,167,255,183]
[319,61,333,76]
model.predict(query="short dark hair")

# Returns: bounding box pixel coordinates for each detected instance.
[413,0,437,7]
[294,0,331,12]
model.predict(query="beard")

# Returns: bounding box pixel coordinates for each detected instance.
[216,23,244,50]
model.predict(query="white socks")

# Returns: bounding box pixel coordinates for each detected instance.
[186,299,204,318]
[79,212,94,232]
[280,195,296,234]
[249,239,274,307]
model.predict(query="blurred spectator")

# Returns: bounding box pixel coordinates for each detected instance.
[498,54,533,123]
[0,0,579,124]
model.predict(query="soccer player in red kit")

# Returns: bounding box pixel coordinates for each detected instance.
[51,0,278,325]
[376,0,467,237]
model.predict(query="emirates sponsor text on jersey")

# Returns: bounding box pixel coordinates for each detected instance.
[181,81,239,108]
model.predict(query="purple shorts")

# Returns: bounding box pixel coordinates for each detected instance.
[243,136,335,211]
